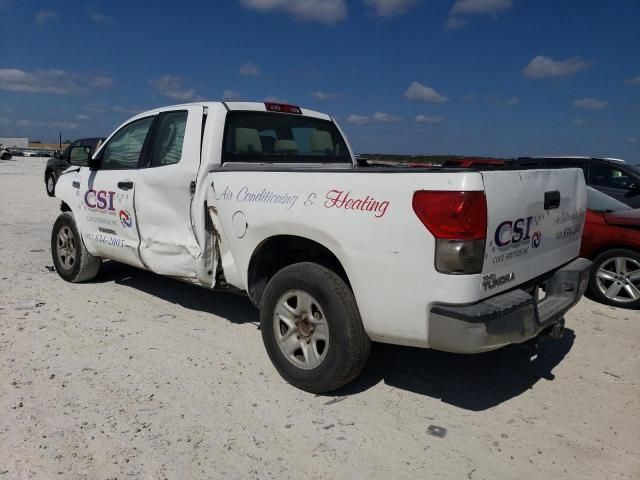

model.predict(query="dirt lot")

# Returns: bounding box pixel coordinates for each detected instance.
[1,157,639,480]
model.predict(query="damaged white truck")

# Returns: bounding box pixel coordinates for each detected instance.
[51,101,591,393]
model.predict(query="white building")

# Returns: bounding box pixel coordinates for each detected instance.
[0,137,29,148]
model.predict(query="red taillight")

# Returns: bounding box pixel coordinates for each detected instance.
[264,102,302,114]
[412,191,487,240]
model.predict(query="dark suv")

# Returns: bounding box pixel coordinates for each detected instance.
[44,137,105,196]
[511,157,640,209]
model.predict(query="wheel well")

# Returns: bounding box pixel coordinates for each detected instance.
[247,235,350,307]
[588,244,638,262]
[60,201,71,212]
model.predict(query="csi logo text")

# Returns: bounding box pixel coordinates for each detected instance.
[85,190,115,211]
[495,216,535,247]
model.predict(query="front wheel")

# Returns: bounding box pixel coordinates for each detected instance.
[589,248,640,309]
[45,172,56,196]
[260,262,371,393]
[1,153,10,160]
[51,212,101,283]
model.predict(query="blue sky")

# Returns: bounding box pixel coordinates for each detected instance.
[1,0,639,159]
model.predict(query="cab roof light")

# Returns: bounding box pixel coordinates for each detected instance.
[264,102,302,114]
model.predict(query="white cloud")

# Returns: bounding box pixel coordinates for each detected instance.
[310,91,341,101]
[238,62,260,77]
[523,55,593,79]
[88,10,109,23]
[451,0,512,15]
[149,75,195,101]
[404,82,448,103]
[496,96,519,106]
[346,112,405,125]
[0,68,113,95]
[265,95,286,102]
[34,9,57,25]
[625,75,640,86]
[89,75,113,88]
[445,16,468,30]
[573,118,586,126]
[113,106,142,115]
[223,90,242,101]
[240,0,347,24]
[447,0,511,30]
[3,118,77,130]
[346,114,371,126]
[415,114,444,124]
[372,111,403,122]
[629,137,638,145]
[572,98,607,110]
[364,0,419,17]
[50,121,78,130]
[76,114,91,120]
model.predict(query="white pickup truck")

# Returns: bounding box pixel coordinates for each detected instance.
[51,101,591,392]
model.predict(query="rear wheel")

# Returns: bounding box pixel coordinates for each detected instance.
[260,262,371,393]
[51,212,101,283]
[589,248,640,309]
[46,172,56,196]
[1,152,10,160]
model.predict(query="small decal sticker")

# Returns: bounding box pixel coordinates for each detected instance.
[119,209,133,228]
[482,272,516,291]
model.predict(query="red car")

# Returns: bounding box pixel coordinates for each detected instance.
[581,187,640,308]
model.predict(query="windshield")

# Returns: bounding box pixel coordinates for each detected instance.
[223,111,351,164]
[587,187,632,213]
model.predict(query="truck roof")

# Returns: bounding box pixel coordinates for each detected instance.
[135,101,332,122]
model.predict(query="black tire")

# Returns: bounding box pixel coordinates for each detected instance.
[588,248,640,309]
[260,262,371,393]
[45,171,56,196]
[51,212,101,283]
[1,153,10,160]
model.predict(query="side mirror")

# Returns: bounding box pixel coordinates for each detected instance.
[68,145,92,167]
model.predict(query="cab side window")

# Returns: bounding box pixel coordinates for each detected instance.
[150,111,188,167]
[101,117,154,170]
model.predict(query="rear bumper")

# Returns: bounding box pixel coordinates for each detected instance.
[428,257,591,353]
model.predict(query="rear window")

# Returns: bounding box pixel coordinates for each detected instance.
[222,111,350,164]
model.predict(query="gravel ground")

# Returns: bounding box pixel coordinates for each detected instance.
[1,157,639,480]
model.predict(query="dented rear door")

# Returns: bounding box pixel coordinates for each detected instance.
[134,106,204,278]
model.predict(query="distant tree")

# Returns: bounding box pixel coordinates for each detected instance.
[32,140,42,144]
[63,139,72,144]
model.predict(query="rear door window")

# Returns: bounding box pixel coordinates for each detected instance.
[148,111,188,167]
[223,111,350,164]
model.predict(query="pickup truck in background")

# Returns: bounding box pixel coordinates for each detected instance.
[44,137,105,196]
[50,101,591,393]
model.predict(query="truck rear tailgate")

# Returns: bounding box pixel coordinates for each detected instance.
[481,168,587,297]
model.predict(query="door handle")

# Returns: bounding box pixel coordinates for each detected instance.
[544,190,560,210]
[117,181,134,191]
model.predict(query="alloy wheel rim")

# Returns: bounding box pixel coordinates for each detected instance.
[595,256,640,304]
[273,290,330,370]
[56,226,77,270]
[47,176,54,193]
